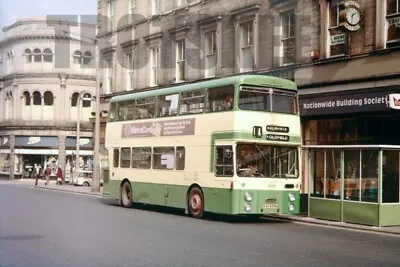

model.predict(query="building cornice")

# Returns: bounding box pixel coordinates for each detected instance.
[196,15,222,26]
[230,3,261,17]
[0,72,96,82]
[143,32,163,42]
[3,18,95,32]
[121,39,139,49]
[0,35,94,46]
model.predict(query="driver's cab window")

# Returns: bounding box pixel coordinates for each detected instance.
[215,146,233,176]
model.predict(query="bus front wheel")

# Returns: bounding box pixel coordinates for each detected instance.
[187,187,204,219]
[120,181,133,208]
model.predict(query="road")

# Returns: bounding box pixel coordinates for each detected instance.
[1,183,400,267]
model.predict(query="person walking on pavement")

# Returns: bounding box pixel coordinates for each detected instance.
[33,163,40,186]
[45,166,51,186]
[56,166,63,185]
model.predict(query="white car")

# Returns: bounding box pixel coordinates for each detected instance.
[73,170,93,186]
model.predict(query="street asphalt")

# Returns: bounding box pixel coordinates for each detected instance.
[1,182,400,267]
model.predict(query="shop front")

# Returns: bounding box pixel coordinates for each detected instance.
[0,136,10,177]
[65,137,93,183]
[300,87,400,226]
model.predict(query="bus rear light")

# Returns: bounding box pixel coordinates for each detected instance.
[230,181,234,190]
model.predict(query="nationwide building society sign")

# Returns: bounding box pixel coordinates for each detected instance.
[299,90,395,116]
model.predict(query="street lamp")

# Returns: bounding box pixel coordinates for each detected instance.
[75,92,93,178]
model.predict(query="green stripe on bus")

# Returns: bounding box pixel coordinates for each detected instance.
[210,131,301,172]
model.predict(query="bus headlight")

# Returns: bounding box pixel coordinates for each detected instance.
[288,203,295,212]
[244,192,253,202]
[245,203,252,212]
[288,193,296,202]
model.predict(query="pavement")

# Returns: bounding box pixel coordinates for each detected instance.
[2,178,400,236]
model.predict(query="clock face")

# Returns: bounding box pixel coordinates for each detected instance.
[346,7,361,26]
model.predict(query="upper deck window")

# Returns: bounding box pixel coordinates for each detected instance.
[238,86,297,115]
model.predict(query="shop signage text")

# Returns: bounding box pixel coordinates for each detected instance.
[122,118,196,138]
[331,34,345,45]
[299,90,392,116]
[15,136,59,147]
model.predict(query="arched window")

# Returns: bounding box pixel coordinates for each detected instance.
[23,91,31,106]
[43,48,53,62]
[83,51,92,65]
[43,91,54,106]
[33,49,42,62]
[71,92,79,107]
[82,93,92,107]
[73,51,82,64]
[33,91,41,105]
[25,49,32,63]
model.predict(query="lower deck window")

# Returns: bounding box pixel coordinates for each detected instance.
[153,147,175,170]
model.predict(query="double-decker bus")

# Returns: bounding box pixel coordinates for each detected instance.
[103,74,301,219]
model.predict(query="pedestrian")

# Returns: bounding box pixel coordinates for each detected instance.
[45,166,51,186]
[56,166,63,185]
[33,163,40,186]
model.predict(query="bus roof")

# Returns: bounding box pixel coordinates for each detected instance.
[110,74,297,103]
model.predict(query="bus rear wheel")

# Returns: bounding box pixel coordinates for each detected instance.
[120,181,133,208]
[187,187,204,219]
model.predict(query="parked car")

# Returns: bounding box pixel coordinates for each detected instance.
[73,170,93,186]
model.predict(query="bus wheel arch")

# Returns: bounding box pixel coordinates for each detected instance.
[187,184,205,219]
[120,179,133,208]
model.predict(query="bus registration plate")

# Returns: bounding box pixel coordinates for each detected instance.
[263,203,278,209]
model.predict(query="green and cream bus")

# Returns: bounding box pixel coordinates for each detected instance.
[103,74,301,218]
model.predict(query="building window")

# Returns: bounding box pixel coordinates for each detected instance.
[43,48,53,62]
[240,22,254,72]
[33,49,42,62]
[125,53,134,90]
[73,51,82,64]
[150,47,159,87]
[205,31,217,78]
[6,51,14,73]
[33,91,41,106]
[104,59,113,94]
[71,92,79,107]
[328,0,346,56]
[23,91,31,106]
[281,10,295,65]
[43,91,54,106]
[128,0,136,24]
[83,52,92,65]
[25,49,32,63]
[176,40,185,82]
[82,93,92,107]
[108,0,116,31]
[387,0,400,47]
[152,0,160,15]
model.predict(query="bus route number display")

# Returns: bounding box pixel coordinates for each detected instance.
[253,125,290,142]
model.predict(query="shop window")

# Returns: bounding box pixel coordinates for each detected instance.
[175,147,185,170]
[113,148,120,168]
[23,91,30,106]
[33,91,41,105]
[120,147,131,168]
[71,92,79,107]
[135,97,156,119]
[131,147,151,169]
[343,150,361,201]
[215,146,233,177]
[179,90,205,115]
[382,150,400,203]
[157,94,179,117]
[328,0,346,57]
[43,91,54,106]
[117,100,136,121]
[361,150,379,203]
[207,85,235,112]
[153,147,175,170]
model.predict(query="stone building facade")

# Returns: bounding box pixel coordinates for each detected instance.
[0,17,96,180]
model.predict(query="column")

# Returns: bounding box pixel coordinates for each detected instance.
[9,134,15,180]
[58,135,67,182]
